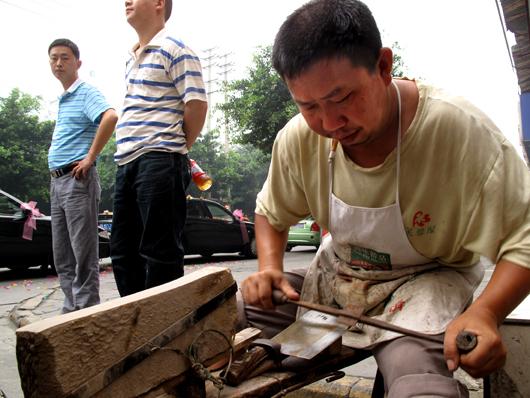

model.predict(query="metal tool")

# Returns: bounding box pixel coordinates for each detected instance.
[272,310,347,359]
[271,290,477,352]
[225,339,282,386]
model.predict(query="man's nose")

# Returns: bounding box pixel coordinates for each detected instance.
[321,109,346,132]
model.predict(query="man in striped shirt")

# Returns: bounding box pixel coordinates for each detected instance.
[111,0,208,296]
[48,38,118,314]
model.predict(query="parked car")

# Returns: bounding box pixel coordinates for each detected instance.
[184,198,257,258]
[98,211,113,232]
[286,216,321,251]
[96,198,257,259]
[0,189,110,271]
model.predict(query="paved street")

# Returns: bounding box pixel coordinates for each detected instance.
[0,250,516,398]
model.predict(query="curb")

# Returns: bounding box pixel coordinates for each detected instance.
[287,376,374,397]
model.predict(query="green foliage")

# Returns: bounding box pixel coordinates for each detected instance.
[187,130,269,220]
[217,46,299,156]
[0,88,55,211]
[97,133,117,212]
[390,41,409,78]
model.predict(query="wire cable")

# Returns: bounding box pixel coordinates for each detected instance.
[0,0,77,27]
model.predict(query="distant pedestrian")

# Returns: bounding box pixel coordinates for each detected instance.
[111,0,208,296]
[48,38,118,314]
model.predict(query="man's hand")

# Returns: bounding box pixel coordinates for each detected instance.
[444,259,530,378]
[241,267,299,310]
[444,305,506,378]
[71,156,95,179]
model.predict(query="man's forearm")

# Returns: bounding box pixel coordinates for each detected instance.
[255,213,289,272]
[182,100,208,149]
[471,259,530,324]
[86,109,118,163]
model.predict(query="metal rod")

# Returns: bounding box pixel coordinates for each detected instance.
[272,290,477,351]
[284,298,442,344]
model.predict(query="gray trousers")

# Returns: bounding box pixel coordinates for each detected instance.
[236,267,469,398]
[50,166,101,314]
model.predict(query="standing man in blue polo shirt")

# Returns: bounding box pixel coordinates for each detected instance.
[111,0,208,296]
[48,38,118,314]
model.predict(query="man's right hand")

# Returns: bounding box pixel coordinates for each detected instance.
[241,268,299,310]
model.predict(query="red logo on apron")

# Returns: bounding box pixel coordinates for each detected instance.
[413,211,431,227]
[389,300,406,313]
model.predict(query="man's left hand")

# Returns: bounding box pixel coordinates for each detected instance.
[444,305,506,378]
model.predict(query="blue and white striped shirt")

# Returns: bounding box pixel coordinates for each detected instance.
[114,28,207,165]
[48,79,112,170]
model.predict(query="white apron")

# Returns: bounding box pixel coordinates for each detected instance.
[298,81,484,349]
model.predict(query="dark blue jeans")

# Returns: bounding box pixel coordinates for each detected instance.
[111,152,191,296]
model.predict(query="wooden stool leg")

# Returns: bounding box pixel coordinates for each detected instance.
[371,367,385,398]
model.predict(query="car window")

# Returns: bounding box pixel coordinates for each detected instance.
[187,201,207,218]
[0,193,22,216]
[205,203,234,222]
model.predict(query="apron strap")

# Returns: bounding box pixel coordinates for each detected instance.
[392,80,402,204]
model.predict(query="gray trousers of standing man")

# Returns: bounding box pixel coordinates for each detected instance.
[50,166,101,314]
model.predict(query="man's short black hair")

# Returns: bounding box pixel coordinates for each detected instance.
[272,0,382,80]
[165,0,172,22]
[48,38,80,60]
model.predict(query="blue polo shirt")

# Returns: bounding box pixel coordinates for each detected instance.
[48,79,112,170]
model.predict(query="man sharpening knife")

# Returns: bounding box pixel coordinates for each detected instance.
[235,1,530,397]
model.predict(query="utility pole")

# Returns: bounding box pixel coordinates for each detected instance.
[218,53,235,156]
[201,47,219,134]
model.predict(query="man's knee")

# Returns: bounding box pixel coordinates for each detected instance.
[372,334,469,397]
[388,374,469,398]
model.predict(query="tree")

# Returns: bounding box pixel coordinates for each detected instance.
[0,88,55,211]
[217,46,298,156]
[97,133,117,212]
[187,130,269,220]
[390,41,410,78]
[228,146,270,219]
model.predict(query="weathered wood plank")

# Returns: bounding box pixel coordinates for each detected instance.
[16,267,238,398]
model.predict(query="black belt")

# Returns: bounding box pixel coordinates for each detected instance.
[50,162,96,178]
[50,164,76,178]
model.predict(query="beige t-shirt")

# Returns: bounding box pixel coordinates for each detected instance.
[256,81,530,269]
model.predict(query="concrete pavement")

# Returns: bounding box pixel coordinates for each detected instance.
[1,253,502,397]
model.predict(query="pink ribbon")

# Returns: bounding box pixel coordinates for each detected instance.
[20,201,39,240]
[233,209,249,244]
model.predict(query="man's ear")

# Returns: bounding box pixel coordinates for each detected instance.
[77,59,83,71]
[377,47,393,85]
[156,0,165,11]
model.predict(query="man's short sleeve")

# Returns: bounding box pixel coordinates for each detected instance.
[168,46,206,103]
[83,87,112,124]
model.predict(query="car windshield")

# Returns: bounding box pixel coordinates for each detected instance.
[205,203,234,222]
[0,193,23,216]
